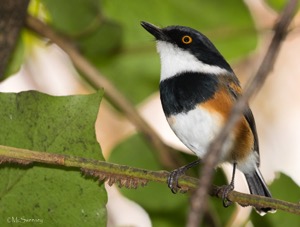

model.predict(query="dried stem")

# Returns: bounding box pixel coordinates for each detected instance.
[187,0,298,226]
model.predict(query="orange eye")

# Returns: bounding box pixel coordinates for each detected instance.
[182,35,192,44]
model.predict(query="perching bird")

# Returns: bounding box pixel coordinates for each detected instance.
[141,21,275,214]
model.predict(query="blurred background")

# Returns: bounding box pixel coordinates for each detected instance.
[1,0,300,226]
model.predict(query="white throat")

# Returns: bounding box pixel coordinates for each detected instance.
[156,41,228,81]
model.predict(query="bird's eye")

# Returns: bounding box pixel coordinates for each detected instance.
[182,35,192,44]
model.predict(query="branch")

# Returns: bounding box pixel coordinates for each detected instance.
[187,0,298,226]
[0,0,30,79]
[25,15,180,169]
[0,145,299,215]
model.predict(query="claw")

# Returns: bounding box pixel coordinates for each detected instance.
[221,162,236,208]
[221,184,234,207]
[167,159,201,193]
[168,168,183,193]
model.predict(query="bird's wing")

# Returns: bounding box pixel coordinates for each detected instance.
[227,82,260,155]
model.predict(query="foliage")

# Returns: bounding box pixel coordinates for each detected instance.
[1,0,299,226]
[25,0,257,104]
[0,91,106,226]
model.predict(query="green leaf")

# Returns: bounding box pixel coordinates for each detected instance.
[41,0,101,36]
[0,90,107,226]
[250,173,300,226]
[77,20,122,59]
[41,0,122,59]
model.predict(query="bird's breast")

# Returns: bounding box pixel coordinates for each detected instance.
[159,71,219,116]
[167,106,233,159]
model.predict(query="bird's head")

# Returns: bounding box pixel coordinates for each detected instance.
[141,21,233,81]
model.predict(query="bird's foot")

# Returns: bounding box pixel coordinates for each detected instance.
[219,162,236,207]
[167,167,188,193]
[167,159,201,193]
[219,184,234,207]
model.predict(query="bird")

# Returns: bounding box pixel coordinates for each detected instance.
[141,21,275,214]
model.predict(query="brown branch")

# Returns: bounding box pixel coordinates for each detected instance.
[0,145,299,215]
[0,0,30,79]
[25,15,180,169]
[187,0,298,226]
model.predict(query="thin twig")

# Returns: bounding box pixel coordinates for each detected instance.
[25,15,179,169]
[187,0,298,226]
[0,145,299,215]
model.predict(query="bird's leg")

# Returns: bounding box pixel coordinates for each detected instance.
[168,159,201,193]
[221,162,237,207]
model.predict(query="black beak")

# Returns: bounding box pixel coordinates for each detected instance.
[141,21,167,41]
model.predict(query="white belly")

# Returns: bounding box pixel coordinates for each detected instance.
[167,107,233,162]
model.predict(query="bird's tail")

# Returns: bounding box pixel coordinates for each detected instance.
[244,168,276,215]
